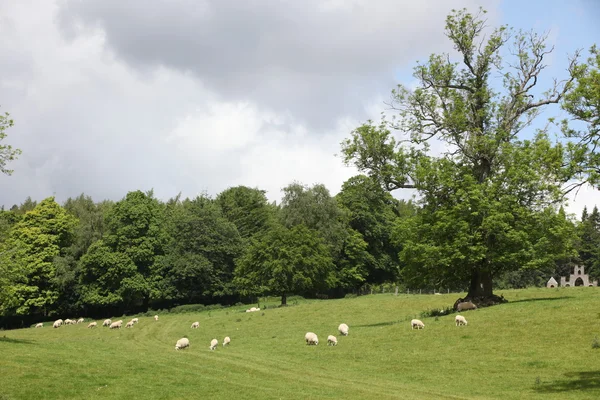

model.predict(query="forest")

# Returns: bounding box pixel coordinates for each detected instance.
[1,8,599,328]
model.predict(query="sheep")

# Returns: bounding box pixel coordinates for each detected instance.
[456,301,478,312]
[455,315,468,326]
[223,336,230,347]
[154,315,159,321]
[64,319,73,325]
[109,320,123,329]
[210,339,218,351]
[327,335,337,346]
[411,319,425,329]
[35,323,43,328]
[305,332,319,345]
[338,323,349,336]
[102,319,112,327]
[126,321,134,328]
[87,322,97,328]
[191,322,200,329]
[245,307,260,313]
[77,318,84,324]
[53,319,63,328]
[131,318,139,324]
[175,338,190,351]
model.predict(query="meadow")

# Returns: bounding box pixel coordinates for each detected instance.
[0,287,599,399]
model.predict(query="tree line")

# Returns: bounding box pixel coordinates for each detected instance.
[1,8,599,326]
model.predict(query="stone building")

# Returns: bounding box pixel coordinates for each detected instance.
[546,277,558,288]
[559,265,598,287]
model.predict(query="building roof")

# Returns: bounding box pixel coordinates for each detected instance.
[547,277,558,285]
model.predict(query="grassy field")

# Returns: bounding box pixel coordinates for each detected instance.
[0,288,599,399]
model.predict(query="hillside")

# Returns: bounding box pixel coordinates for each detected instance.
[0,288,599,399]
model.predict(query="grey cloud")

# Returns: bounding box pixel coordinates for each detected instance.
[57,0,500,129]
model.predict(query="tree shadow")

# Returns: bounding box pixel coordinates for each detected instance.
[0,336,36,345]
[508,296,574,304]
[534,371,600,393]
[353,320,400,328]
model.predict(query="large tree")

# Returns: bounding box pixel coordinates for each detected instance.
[0,110,22,176]
[340,8,579,303]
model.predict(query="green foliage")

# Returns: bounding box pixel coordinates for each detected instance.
[562,45,600,187]
[340,7,579,298]
[216,186,277,240]
[234,224,335,304]
[0,197,77,315]
[0,110,22,176]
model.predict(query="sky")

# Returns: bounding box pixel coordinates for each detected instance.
[0,0,598,218]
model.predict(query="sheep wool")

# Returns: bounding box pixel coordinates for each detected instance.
[53,320,62,328]
[223,336,231,347]
[154,315,159,321]
[411,319,425,329]
[210,339,218,351]
[77,318,84,324]
[191,322,199,329]
[35,323,43,328]
[327,335,338,346]
[102,319,112,327]
[175,338,190,351]
[131,318,139,324]
[305,332,319,345]
[126,321,134,328]
[338,323,349,336]
[455,315,468,326]
[87,322,97,328]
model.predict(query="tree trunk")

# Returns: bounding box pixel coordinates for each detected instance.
[281,292,287,306]
[467,268,493,299]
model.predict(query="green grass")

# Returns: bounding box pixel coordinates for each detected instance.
[1,288,600,399]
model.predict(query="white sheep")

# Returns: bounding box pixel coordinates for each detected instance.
[327,335,337,346]
[455,315,468,326]
[131,318,139,324]
[87,322,97,328]
[191,322,200,329]
[223,336,230,347]
[64,319,72,325]
[411,319,425,329]
[109,320,123,329]
[175,337,190,351]
[338,323,349,336]
[102,319,112,327]
[305,332,319,345]
[35,323,43,328]
[77,318,84,324]
[125,320,134,328]
[154,315,159,321]
[53,319,63,328]
[210,339,218,351]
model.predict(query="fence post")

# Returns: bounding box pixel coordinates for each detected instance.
[394,286,398,296]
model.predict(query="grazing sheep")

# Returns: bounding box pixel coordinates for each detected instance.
[246,307,260,313]
[411,319,425,329]
[102,319,111,327]
[154,315,159,321]
[64,319,72,325]
[305,332,319,345]
[175,338,190,351]
[109,320,123,329]
[87,322,97,328]
[327,335,338,346]
[53,319,63,328]
[35,323,43,328]
[131,318,139,324]
[338,323,349,336]
[126,321,134,328]
[77,318,84,324]
[455,315,468,326]
[210,339,218,351]
[191,322,200,329]
[456,301,477,312]
[223,336,230,347]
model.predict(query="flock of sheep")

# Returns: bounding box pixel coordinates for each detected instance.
[34,300,476,351]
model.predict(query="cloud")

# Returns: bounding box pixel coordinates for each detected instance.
[2,0,596,221]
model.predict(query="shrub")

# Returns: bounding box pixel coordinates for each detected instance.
[420,306,455,318]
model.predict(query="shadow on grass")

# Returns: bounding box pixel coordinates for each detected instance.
[353,320,400,328]
[507,296,574,304]
[0,336,35,345]
[535,371,600,393]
